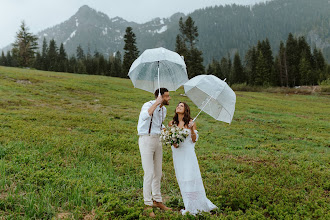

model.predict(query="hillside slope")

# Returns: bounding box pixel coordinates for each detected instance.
[0,66,329,218]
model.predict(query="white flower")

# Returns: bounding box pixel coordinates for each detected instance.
[160,125,189,147]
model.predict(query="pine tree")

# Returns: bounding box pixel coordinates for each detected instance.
[111,51,122,77]
[244,46,257,85]
[206,62,215,75]
[77,60,87,74]
[277,41,289,87]
[262,39,274,85]
[47,39,58,71]
[98,54,107,75]
[58,43,67,72]
[123,27,139,76]
[92,50,100,75]
[106,55,112,76]
[256,39,273,85]
[297,36,313,84]
[190,47,205,77]
[298,37,312,64]
[255,51,268,86]
[12,21,38,67]
[231,52,245,84]
[6,51,14,67]
[220,57,230,82]
[0,51,7,66]
[175,35,187,58]
[299,52,313,85]
[175,16,204,78]
[33,51,43,70]
[85,46,94,74]
[286,33,300,86]
[67,56,77,73]
[213,60,223,79]
[228,54,232,81]
[313,48,327,82]
[179,17,198,49]
[207,59,223,78]
[116,51,123,77]
[41,38,49,70]
[76,45,85,61]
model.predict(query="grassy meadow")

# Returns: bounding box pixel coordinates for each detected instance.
[0,66,329,219]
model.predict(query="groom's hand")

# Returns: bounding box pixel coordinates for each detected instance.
[155,95,163,105]
[148,95,164,116]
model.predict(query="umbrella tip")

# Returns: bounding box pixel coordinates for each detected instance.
[224,78,226,82]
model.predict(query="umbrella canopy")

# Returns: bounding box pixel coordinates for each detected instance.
[184,75,236,124]
[128,47,188,93]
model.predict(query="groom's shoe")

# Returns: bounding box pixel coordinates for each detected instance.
[144,206,156,218]
[153,201,172,211]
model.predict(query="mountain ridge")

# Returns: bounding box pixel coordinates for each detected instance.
[2,1,329,64]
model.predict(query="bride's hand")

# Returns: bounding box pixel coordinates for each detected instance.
[188,121,195,129]
[173,143,178,148]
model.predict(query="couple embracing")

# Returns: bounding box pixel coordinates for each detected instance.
[137,88,217,217]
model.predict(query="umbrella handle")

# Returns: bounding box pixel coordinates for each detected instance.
[158,61,161,96]
[193,96,212,122]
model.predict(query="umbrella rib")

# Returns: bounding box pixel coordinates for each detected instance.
[217,105,233,122]
[161,60,177,89]
[128,47,188,93]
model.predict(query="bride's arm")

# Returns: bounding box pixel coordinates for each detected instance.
[189,120,197,143]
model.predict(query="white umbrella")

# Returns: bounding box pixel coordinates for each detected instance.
[128,47,188,94]
[184,75,236,124]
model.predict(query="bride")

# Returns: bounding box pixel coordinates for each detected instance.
[169,102,217,215]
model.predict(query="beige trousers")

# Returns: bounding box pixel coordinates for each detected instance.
[139,135,163,206]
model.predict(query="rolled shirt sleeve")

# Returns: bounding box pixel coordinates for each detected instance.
[137,100,167,135]
[140,102,152,121]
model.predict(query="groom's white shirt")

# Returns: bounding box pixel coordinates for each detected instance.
[138,100,167,135]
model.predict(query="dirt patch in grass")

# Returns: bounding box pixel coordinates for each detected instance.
[0,192,8,200]
[56,212,73,219]
[223,154,278,167]
[16,78,42,84]
[236,155,278,167]
[83,209,96,220]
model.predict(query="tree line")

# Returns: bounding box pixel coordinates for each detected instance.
[0,22,138,78]
[190,0,330,65]
[206,33,329,86]
[0,19,329,87]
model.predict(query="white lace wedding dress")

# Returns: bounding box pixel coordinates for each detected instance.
[171,129,217,215]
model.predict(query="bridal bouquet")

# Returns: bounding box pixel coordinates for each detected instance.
[160,125,189,147]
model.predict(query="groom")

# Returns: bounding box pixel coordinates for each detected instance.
[137,88,172,217]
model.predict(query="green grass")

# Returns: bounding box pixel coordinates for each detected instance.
[0,66,329,219]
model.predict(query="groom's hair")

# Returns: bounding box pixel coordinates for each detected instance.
[154,88,168,98]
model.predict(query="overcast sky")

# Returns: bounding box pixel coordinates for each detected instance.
[0,0,268,48]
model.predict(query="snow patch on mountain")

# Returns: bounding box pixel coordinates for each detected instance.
[155,25,167,33]
[64,30,77,45]
[102,27,108,35]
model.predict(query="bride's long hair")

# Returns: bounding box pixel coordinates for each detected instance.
[173,102,192,127]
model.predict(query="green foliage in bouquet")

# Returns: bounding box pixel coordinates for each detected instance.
[160,125,189,146]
